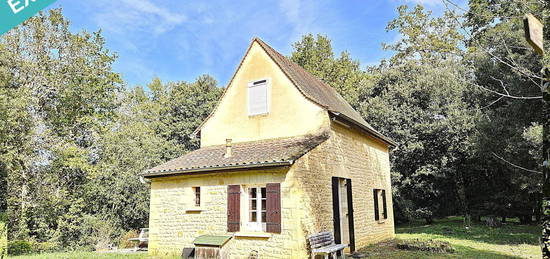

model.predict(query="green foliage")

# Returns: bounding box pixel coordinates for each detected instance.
[10,251,166,259]
[8,240,33,256]
[291,34,369,108]
[384,5,463,63]
[0,213,6,258]
[464,0,544,221]
[118,230,139,249]
[1,9,222,251]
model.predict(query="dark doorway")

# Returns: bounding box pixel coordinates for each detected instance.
[332,177,355,253]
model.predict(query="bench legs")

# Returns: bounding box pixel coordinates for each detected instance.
[312,251,345,259]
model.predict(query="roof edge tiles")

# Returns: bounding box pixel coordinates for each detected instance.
[142,133,329,178]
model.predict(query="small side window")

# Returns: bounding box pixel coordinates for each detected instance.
[373,189,387,221]
[373,189,379,221]
[382,189,388,219]
[193,187,201,207]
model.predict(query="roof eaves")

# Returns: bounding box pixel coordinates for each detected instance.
[142,160,293,178]
[329,111,397,147]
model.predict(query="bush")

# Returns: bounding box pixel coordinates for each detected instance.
[8,240,34,256]
[33,241,59,254]
[118,229,139,249]
[397,239,455,253]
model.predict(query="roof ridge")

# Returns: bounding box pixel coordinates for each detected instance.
[253,38,373,127]
[204,133,329,148]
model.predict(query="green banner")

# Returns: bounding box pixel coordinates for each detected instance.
[0,0,59,35]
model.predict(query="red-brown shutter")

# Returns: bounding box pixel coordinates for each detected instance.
[266,183,281,233]
[227,185,240,232]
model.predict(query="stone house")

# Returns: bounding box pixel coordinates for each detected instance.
[142,38,396,258]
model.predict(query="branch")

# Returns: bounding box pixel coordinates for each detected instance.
[480,96,504,109]
[440,0,545,84]
[492,152,541,174]
[471,82,543,100]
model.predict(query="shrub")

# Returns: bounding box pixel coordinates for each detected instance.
[397,239,455,253]
[33,241,59,254]
[118,229,139,249]
[8,240,34,256]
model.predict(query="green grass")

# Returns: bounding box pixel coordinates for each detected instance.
[1,212,7,258]
[10,216,540,259]
[10,251,181,259]
[358,216,541,258]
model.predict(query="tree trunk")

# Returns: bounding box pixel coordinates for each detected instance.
[501,216,506,223]
[455,169,470,228]
[425,216,433,225]
[537,194,542,222]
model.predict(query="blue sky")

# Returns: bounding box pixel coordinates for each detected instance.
[45,0,460,88]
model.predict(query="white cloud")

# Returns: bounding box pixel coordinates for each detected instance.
[92,0,187,35]
[278,0,318,47]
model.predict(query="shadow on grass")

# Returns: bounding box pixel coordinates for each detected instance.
[396,216,539,246]
[358,240,523,259]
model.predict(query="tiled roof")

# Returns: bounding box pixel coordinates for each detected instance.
[254,38,378,132]
[192,38,394,146]
[143,134,329,177]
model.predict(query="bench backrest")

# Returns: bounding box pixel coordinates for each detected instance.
[307,232,334,249]
[139,228,149,239]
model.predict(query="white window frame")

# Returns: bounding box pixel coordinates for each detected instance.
[241,185,267,232]
[247,78,271,116]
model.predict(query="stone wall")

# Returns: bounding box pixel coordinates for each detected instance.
[293,122,395,251]
[148,123,394,258]
[148,168,313,258]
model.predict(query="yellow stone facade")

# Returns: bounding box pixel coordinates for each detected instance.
[199,41,329,147]
[148,123,394,258]
[147,39,394,258]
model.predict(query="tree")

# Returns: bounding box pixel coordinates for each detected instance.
[290,7,480,224]
[290,34,369,109]
[2,9,122,247]
[463,0,544,223]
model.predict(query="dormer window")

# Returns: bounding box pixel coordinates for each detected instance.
[248,79,269,116]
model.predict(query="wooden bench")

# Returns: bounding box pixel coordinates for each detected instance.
[307,231,347,259]
[128,228,149,251]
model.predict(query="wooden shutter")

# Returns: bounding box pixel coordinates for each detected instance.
[382,189,388,219]
[227,185,240,232]
[373,189,379,221]
[346,179,355,252]
[266,183,281,233]
[248,81,268,115]
[331,177,341,244]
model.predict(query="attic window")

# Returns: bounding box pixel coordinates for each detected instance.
[248,79,269,116]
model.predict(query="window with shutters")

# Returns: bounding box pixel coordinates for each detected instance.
[246,187,267,231]
[248,79,269,116]
[234,183,281,233]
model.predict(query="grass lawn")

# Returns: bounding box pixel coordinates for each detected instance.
[10,251,181,259]
[358,216,541,258]
[1,213,6,258]
[10,216,540,259]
